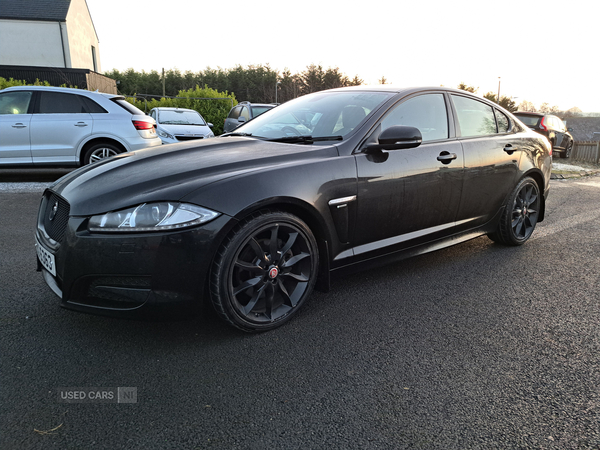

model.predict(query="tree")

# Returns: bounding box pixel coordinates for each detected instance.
[562,107,582,118]
[457,82,478,93]
[379,76,388,85]
[518,100,536,112]
[484,92,517,112]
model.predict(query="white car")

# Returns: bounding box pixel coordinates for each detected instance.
[149,107,214,144]
[0,86,161,166]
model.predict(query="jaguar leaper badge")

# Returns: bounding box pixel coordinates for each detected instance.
[49,201,59,221]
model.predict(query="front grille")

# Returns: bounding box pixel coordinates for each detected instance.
[176,135,204,141]
[43,192,70,243]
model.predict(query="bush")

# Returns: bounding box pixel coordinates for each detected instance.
[0,77,51,90]
[126,85,236,136]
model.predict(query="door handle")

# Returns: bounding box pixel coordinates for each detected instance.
[12,123,27,128]
[74,122,88,127]
[503,144,517,154]
[437,152,457,164]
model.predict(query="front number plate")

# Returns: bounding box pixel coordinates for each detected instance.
[35,238,56,277]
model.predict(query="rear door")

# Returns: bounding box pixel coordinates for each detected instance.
[30,91,93,164]
[0,90,34,164]
[551,116,569,150]
[451,95,522,231]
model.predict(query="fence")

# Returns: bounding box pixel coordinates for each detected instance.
[571,141,600,164]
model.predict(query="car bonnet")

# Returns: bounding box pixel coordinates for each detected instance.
[49,138,338,216]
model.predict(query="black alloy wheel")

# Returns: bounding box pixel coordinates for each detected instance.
[210,211,318,332]
[488,176,540,246]
[83,142,121,165]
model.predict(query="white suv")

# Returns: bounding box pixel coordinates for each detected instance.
[0,86,161,166]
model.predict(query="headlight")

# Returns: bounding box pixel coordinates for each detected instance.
[157,129,175,140]
[88,203,220,233]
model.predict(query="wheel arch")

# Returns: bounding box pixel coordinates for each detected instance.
[229,197,333,291]
[523,169,546,222]
[79,138,128,165]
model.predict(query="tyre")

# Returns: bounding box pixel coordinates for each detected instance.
[210,211,318,332]
[83,142,122,165]
[561,141,573,159]
[488,176,540,246]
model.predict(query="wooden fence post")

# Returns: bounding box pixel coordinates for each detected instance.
[596,141,600,164]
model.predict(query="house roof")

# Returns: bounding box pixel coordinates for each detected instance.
[0,0,72,21]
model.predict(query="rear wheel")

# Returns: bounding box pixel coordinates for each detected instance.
[83,142,121,165]
[561,141,573,159]
[488,177,540,246]
[210,211,318,332]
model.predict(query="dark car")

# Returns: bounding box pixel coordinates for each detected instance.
[513,111,574,158]
[35,86,552,332]
[223,101,276,133]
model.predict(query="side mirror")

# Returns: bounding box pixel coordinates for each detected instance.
[366,126,422,152]
[238,117,247,123]
[208,123,213,128]
[567,127,573,132]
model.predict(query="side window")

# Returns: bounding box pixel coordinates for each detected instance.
[451,95,497,137]
[380,93,448,142]
[81,97,107,113]
[0,91,33,114]
[495,109,509,133]
[38,92,87,114]
[228,106,241,119]
[239,107,250,121]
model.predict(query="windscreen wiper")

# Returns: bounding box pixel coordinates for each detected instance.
[220,132,254,137]
[265,135,343,144]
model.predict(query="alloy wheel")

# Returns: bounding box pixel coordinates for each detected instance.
[511,182,539,241]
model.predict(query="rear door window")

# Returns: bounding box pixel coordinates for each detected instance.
[37,92,88,114]
[495,109,510,133]
[451,95,497,137]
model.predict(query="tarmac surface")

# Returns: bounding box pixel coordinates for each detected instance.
[1,162,600,449]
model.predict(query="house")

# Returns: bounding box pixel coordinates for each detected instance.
[0,0,116,93]
[563,117,600,143]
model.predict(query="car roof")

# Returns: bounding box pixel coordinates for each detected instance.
[151,107,198,112]
[3,85,121,99]
[237,102,276,107]
[514,111,543,117]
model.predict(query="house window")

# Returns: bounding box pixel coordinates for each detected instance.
[91,46,98,72]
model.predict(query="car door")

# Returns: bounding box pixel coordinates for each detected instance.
[30,91,93,164]
[450,95,522,231]
[0,90,34,164]
[352,92,464,258]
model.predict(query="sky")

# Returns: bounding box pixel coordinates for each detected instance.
[86,0,599,112]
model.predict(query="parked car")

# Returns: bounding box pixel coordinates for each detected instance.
[0,86,161,166]
[223,101,276,133]
[513,111,574,158]
[149,107,214,144]
[35,86,551,332]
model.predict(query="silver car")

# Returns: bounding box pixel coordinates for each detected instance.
[149,107,214,144]
[0,86,161,166]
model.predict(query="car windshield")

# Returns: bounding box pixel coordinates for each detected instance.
[158,110,206,125]
[515,114,540,127]
[231,91,393,140]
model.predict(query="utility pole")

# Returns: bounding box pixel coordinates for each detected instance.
[162,68,166,98]
[497,77,501,103]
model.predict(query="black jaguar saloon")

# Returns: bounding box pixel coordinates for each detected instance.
[35,86,552,331]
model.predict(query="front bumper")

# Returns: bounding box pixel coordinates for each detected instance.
[36,203,232,319]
